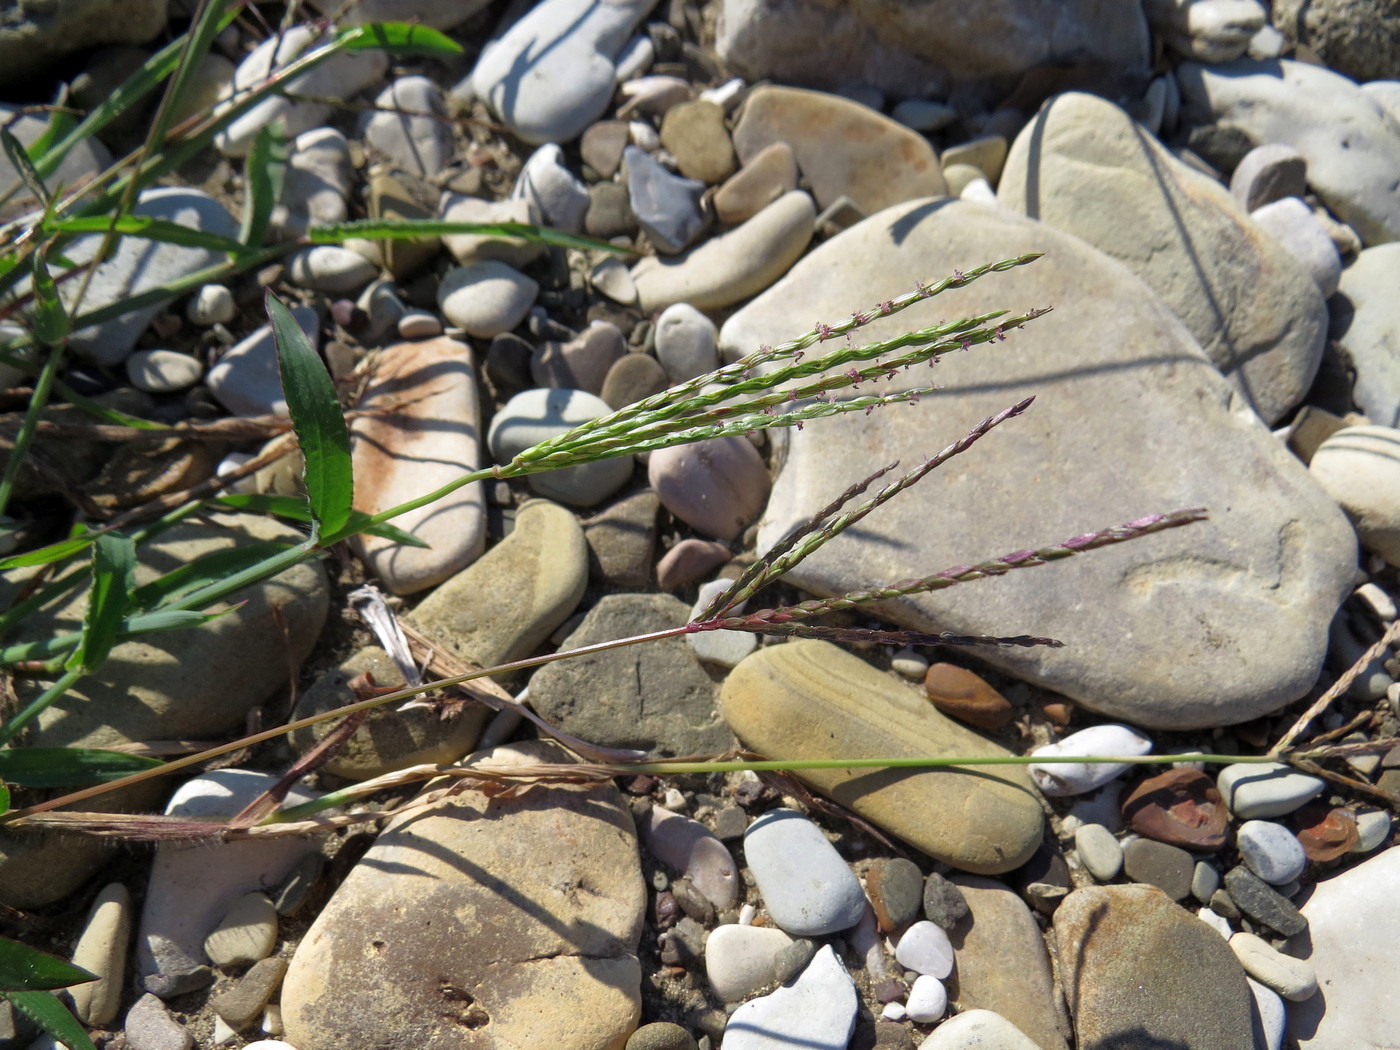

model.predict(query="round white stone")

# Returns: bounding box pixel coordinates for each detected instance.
[125,349,203,393]
[1029,724,1153,796]
[904,975,947,1023]
[187,283,236,326]
[894,921,953,979]
[1236,820,1307,884]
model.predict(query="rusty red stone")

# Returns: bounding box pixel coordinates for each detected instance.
[1120,768,1230,850]
[1292,802,1358,862]
[922,663,1015,731]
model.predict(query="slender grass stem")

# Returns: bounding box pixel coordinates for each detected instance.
[0,339,65,518]
[0,666,83,747]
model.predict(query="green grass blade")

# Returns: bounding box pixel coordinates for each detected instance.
[0,748,163,788]
[240,123,291,249]
[128,542,294,609]
[28,246,69,345]
[337,21,464,56]
[0,533,94,571]
[0,129,50,207]
[329,510,430,548]
[47,214,247,254]
[0,318,65,519]
[212,495,429,548]
[53,380,169,429]
[0,784,8,812]
[68,532,136,672]
[25,107,77,164]
[0,939,95,992]
[5,990,97,1050]
[267,291,352,539]
[307,218,629,254]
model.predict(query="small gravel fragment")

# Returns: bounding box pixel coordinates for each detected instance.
[921,872,969,930]
[866,858,924,934]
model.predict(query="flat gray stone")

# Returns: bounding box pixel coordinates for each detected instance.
[743,809,867,936]
[1217,762,1325,818]
[362,76,452,178]
[207,305,320,418]
[487,388,634,506]
[1333,243,1400,427]
[720,197,1355,730]
[998,91,1326,424]
[722,944,856,1050]
[1236,820,1307,884]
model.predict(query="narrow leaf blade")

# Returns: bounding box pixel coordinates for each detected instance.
[0,748,163,788]
[240,122,291,248]
[69,532,136,671]
[49,215,246,254]
[29,247,69,345]
[0,534,94,572]
[0,129,50,206]
[337,22,464,56]
[6,990,98,1050]
[266,292,353,538]
[128,542,294,610]
[307,218,627,255]
[0,939,95,992]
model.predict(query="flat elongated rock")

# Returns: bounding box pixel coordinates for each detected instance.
[722,945,856,1050]
[744,809,867,935]
[947,876,1070,1050]
[720,198,1355,729]
[999,92,1326,423]
[281,742,646,1050]
[349,338,487,595]
[721,641,1042,873]
[1333,243,1400,427]
[732,87,945,215]
[1289,846,1400,1049]
[1055,884,1256,1049]
[1177,59,1400,245]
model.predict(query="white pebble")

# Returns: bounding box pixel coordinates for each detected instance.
[629,120,659,151]
[881,1001,906,1022]
[126,349,203,393]
[894,921,953,979]
[396,309,442,340]
[1217,762,1325,818]
[1197,907,1233,939]
[1247,977,1286,1050]
[662,787,687,810]
[890,647,929,679]
[1230,932,1318,1000]
[1356,581,1397,621]
[904,975,947,1022]
[1351,809,1392,852]
[204,892,278,966]
[739,903,757,925]
[1029,724,1153,796]
[187,283,236,326]
[1237,820,1307,884]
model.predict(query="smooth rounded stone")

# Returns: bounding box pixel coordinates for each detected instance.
[904,975,947,1023]
[648,436,769,541]
[1146,0,1265,60]
[722,944,856,1050]
[1193,860,1222,903]
[601,352,669,409]
[138,771,320,993]
[1289,846,1400,1048]
[591,257,638,307]
[68,883,132,1025]
[7,513,326,752]
[396,310,442,340]
[1250,197,1342,297]
[660,100,737,184]
[894,921,953,979]
[633,189,815,312]
[722,641,1042,873]
[628,1022,697,1050]
[43,188,239,367]
[655,303,720,383]
[865,858,924,934]
[945,163,987,199]
[407,499,587,673]
[1178,59,1400,245]
[0,0,163,91]
[721,198,1356,730]
[514,143,590,234]
[207,304,319,417]
[365,172,439,281]
[1236,820,1307,884]
[1223,866,1307,936]
[1074,824,1124,882]
[1310,425,1400,564]
[305,0,489,27]
[1273,0,1400,80]
[583,487,659,588]
[945,876,1068,1050]
[437,261,538,338]
[917,1010,1040,1050]
[186,283,236,326]
[287,245,379,295]
[1230,143,1307,212]
[1351,808,1392,852]
[1217,762,1326,818]
[290,647,486,780]
[281,741,645,1050]
[624,146,707,254]
[656,538,732,591]
[125,349,203,394]
[921,872,970,931]
[942,136,1007,187]
[347,337,486,595]
[688,578,759,667]
[642,804,740,909]
[1054,884,1256,1050]
[1229,932,1317,1000]
[204,893,277,968]
[466,0,655,144]
[438,194,543,269]
[998,92,1325,424]
[889,648,928,679]
[488,388,632,505]
[619,74,692,118]
[714,142,799,226]
[922,663,1013,731]
[586,181,638,239]
[1122,839,1194,900]
[126,993,192,1050]
[705,924,794,1001]
[731,86,945,215]
[582,120,631,178]
[528,593,732,754]
[1248,977,1286,1050]
[1029,725,1153,797]
[1198,905,1233,939]
[362,76,451,178]
[209,956,288,1030]
[533,322,627,394]
[215,26,387,157]
[270,127,353,238]
[743,809,866,936]
[1121,768,1230,849]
